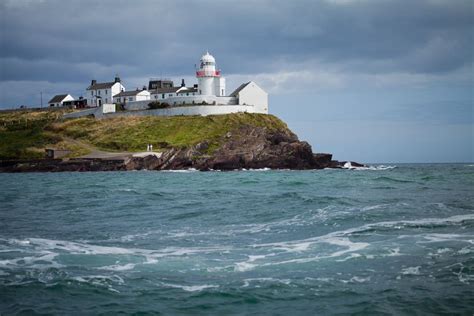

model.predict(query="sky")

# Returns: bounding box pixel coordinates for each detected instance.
[0,0,472,163]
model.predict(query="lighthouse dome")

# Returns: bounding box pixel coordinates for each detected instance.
[201,52,215,64]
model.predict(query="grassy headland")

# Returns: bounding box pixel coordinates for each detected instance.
[0,108,291,159]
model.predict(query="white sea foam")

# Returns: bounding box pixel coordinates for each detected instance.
[350,276,371,283]
[161,168,198,173]
[2,237,232,272]
[419,233,474,244]
[161,282,218,292]
[458,247,473,255]
[98,263,136,271]
[242,278,292,287]
[401,266,421,275]
[342,163,396,171]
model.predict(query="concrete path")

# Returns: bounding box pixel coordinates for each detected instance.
[63,137,162,160]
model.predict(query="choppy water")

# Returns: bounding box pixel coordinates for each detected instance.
[0,164,473,315]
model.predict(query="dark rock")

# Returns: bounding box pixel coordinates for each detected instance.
[0,125,365,172]
[313,153,333,168]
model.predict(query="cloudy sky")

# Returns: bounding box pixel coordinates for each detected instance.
[1,0,472,162]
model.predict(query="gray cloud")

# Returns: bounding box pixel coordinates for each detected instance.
[0,0,472,107]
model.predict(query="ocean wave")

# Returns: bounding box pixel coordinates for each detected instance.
[161,168,198,173]
[160,282,219,292]
[401,266,421,275]
[342,163,396,171]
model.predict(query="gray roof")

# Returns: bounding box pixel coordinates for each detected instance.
[115,90,148,97]
[177,87,198,94]
[150,87,181,94]
[229,82,251,97]
[86,82,117,90]
[48,94,70,103]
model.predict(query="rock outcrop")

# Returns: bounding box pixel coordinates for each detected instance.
[123,126,351,171]
[0,123,364,172]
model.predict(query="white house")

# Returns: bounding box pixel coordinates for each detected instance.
[229,81,268,113]
[48,94,74,107]
[86,76,124,107]
[114,89,151,103]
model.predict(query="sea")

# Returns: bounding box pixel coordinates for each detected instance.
[0,164,473,315]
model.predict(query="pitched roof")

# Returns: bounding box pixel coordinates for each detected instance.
[86,82,117,90]
[229,82,251,97]
[114,90,149,97]
[48,94,70,103]
[150,87,181,94]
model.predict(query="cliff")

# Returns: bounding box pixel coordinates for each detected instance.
[0,109,358,172]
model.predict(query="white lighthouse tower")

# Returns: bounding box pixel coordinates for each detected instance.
[196,52,226,96]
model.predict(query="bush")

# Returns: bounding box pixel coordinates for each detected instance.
[115,103,125,112]
[148,101,170,109]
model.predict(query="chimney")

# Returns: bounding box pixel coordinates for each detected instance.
[181,79,185,87]
[91,79,96,86]
[114,76,121,83]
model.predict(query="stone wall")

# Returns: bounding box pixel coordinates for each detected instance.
[64,104,267,120]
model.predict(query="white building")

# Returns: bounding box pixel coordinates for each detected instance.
[196,52,226,96]
[229,81,268,113]
[48,94,74,107]
[86,77,124,107]
[114,89,151,103]
[67,52,269,118]
[143,52,267,111]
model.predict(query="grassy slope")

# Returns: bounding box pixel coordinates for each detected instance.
[0,109,291,159]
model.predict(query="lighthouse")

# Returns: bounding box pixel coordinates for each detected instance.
[196,52,226,96]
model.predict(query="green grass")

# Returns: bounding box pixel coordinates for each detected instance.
[0,110,291,159]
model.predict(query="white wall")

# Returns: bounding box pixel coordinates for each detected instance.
[102,103,116,114]
[124,96,238,111]
[214,77,226,96]
[86,82,124,107]
[64,104,267,119]
[238,81,268,113]
[136,91,151,101]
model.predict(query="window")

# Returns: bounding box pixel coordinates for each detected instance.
[91,91,93,96]
[221,89,224,95]
[98,90,101,95]
[105,90,108,94]
[105,98,108,103]
[128,97,133,101]
[162,94,165,99]
[154,95,157,99]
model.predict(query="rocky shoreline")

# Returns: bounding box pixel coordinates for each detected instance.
[0,125,363,172]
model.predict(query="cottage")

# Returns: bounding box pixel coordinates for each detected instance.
[114,89,151,104]
[48,94,74,107]
[86,76,125,107]
[229,81,268,112]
